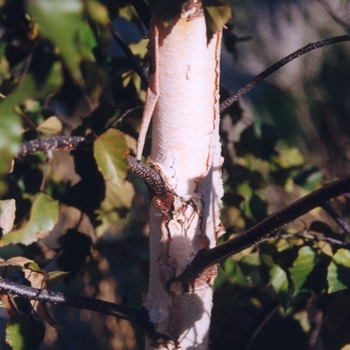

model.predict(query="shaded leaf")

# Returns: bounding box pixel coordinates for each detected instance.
[0,112,21,175]
[270,264,289,309]
[203,0,232,43]
[0,61,63,175]
[94,129,129,185]
[147,0,186,23]
[1,194,59,246]
[328,248,350,293]
[0,199,16,234]
[37,116,62,134]
[46,271,69,288]
[240,252,272,286]
[26,0,84,81]
[86,0,109,25]
[6,315,45,350]
[289,246,316,292]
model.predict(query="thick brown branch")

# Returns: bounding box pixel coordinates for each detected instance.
[169,176,350,293]
[220,35,350,113]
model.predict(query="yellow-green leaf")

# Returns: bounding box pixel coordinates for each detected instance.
[289,246,316,292]
[37,116,62,134]
[1,194,59,246]
[6,315,45,350]
[94,129,129,185]
[270,264,289,309]
[203,0,232,43]
[327,248,350,293]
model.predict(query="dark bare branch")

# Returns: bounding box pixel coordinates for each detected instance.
[321,201,350,237]
[0,278,169,343]
[220,35,350,113]
[107,20,150,87]
[0,278,147,323]
[16,137,167,196]
[169,176,350,293]
[129,0,152,30]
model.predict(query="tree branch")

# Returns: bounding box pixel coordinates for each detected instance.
[129,0,152,30]
[321,201,350,237]
[220,35,350,113]
[0,278,169,343]
[107,21,150,87]
[0,278,146,323]
[16,137,167,197]
[168,176,350,293]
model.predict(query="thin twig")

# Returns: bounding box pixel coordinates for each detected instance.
[168,176,350,292]
[220,35,350,113]
[107,20,150,87]
[321,201,350,237]
[276,231,346,246]
[246,301,280,349]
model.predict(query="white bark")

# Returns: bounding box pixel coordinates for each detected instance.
[140,5,224,349]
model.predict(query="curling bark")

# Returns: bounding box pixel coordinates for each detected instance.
[137,3,225,349]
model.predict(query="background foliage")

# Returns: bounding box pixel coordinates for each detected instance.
[0,0,350,349]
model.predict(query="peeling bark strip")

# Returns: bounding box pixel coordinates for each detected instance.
[140,3,224,349]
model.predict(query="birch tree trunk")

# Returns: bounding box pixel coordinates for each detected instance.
[138,2,225,349]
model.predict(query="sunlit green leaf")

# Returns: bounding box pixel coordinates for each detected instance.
[270,264,289,309]
[1,193,59,246]
[6,315,45,350]
[327,248,350,293]
[27,0,84,81]
[289,246,316,292]
[203,0,232,43]
[94,129,129,185]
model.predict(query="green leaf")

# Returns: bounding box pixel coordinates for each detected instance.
[0,61,63,175]
[6,315,45,350]
[327,248,350,293]
[0,111,21,175]
[203,0,232,43]
[270,264,289,309]
[239,252,272,286]
[1,193,59,246]
[289,246,316,292]
[46,271,69,288]
[94,129,129,185]
[26,0,84,82]
[147,0,187,23]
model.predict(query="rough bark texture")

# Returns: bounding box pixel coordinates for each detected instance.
[139,4,224,349]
